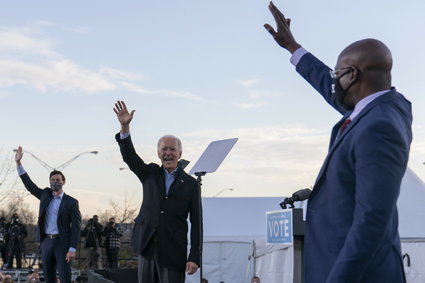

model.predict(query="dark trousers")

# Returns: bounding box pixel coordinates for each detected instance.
[7,249,22,268]
[41,238,71,283]
[5,240,23,268]
[85,248,102,269]
[138,240,185,283]
[106,248,119,269]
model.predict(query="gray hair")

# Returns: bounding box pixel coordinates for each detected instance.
[157,135,182,154]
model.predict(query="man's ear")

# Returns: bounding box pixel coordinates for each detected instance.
[350,67,359,83]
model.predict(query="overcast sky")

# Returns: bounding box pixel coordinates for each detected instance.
[1,0,425,218]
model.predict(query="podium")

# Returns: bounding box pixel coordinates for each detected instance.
[292,208,304,283]
[266,208,304,283]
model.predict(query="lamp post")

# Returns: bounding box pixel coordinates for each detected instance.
[13,149,98,171]
[212,188,234,197]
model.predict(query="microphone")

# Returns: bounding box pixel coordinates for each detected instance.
[280,188,311,209]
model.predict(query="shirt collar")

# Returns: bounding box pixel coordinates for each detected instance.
[350,89,390,120]
[52,191,64,199]
[164,167,178,177]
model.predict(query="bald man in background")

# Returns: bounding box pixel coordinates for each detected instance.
[265,2,410,282]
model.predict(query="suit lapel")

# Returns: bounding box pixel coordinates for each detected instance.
[158,168,168,197]
[58,194,67,216]
[312,92,396,196]
[167,168,185,196]
[41,190,54,215]
[329,113,351,150]
[313,112,352,188]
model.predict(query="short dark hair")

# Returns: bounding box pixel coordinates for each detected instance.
[49,170,66,182]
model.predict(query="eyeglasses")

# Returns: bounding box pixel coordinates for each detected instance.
[329,67,353,79]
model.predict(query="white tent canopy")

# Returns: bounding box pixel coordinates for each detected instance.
[203,197,284,237]
[398,167,425,238]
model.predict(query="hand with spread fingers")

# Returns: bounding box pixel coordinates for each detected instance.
[264,1,301,53]
[113,100,136,134]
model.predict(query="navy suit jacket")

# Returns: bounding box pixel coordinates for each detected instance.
[20,173,81,254]
[116,134,202,272]
[296,53,411,283]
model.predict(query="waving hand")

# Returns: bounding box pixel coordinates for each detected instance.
[113,100,135,133]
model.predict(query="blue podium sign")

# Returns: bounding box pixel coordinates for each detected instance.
[266,209,293,245]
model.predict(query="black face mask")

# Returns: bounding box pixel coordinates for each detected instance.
[332,69,356,111]
[50,181,63,192]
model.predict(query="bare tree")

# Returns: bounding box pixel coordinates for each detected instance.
[97,192,139,224]
[0,189,37,224]
[0,149,37,224]
[0,149,17,204]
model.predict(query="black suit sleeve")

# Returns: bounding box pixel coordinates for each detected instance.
[70,199,81,249]
[115,133,152,182]
[19,173,43,200]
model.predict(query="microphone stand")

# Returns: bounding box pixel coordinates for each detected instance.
[280,198,296,209]
[279,189,310,283]
[194,171,206,283]
[188,138,238,283]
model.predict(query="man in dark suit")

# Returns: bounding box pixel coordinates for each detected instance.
[265,2,410,282]
[15,146,81,283]
[113,100,202,283]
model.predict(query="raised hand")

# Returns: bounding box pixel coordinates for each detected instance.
[264,1,301,53]
[15,146,23,165]
[113,100,135,131]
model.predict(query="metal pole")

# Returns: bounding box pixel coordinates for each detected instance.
[55,151,98,170]
[13,149,98,171]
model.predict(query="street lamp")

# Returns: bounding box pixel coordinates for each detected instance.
[213,188,234,197]
[55,151,98,171]
[13,149,98,171]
